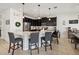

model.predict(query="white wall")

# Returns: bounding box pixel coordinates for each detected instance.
[57,13,79,38]
[10,8,23,33]
[0,8,23,42]
[0,9,10,42]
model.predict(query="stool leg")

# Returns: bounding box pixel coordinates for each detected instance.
[50,41,52,50]
[41,39,42,47]
[75,43,77,49]
[35,43,39,54]
[57,38,59,44]
[37,43,39,54]
[17,42,19,48]
[12,44,15,55]
[8,42,11,53]
[71,39,72,43]
[21,40,23,50]
[29,45,32,55]
[45,42,47,51]
[37,46,39,54]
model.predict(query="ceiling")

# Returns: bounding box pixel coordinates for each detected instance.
[0,3,79,18]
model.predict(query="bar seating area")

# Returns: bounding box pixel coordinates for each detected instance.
[8,29,59,55]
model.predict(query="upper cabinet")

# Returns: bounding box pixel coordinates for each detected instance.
[23,17,41,26]
[41,17,57,26]
[23,17,57,26]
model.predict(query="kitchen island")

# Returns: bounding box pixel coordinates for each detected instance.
[16,30,54,50]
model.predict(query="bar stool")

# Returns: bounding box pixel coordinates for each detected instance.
[52,30,59,44]
[29,32,39,55]
[73,37,79,49]
[8,32,23,55]
[41,32,53,51]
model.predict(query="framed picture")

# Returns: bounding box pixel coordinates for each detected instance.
[6,20,10,25]
[69,20,78,24]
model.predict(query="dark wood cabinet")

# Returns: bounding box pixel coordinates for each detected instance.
[23,17,57,26]
[36,20,41,26]
[41,17,57,26]
[23,17,41,26]
[31,20,41,26]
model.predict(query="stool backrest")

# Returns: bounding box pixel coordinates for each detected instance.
[8,32,15,43]
[45,32,52,41]
[29,32,39,44]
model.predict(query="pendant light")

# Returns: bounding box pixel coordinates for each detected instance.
[37,4,41,19]
[22,3,25,19]
[48,8,51,21]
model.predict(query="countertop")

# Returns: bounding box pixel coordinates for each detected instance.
[14,30,54,36]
